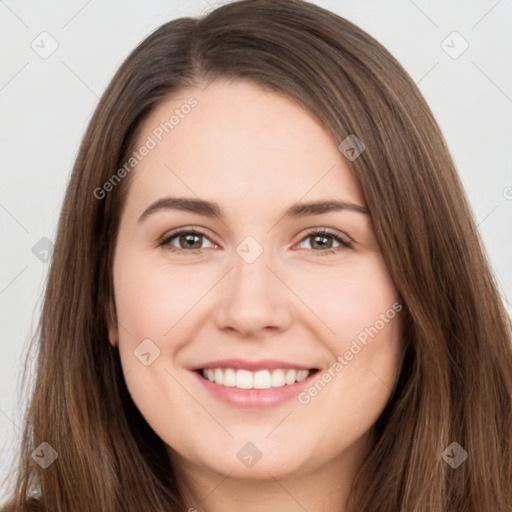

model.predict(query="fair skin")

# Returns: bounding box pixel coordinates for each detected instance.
[108,79,405,512]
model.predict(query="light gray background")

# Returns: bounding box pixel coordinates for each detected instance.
[1,0,511,495]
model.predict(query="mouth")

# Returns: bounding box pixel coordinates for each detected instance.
[191,362,320,409]
[196,367,319,390]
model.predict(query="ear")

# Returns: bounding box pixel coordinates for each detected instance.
[106,295,119,347]
[108,324,119,347]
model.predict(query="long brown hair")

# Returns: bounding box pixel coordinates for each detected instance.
[4,1,512,510]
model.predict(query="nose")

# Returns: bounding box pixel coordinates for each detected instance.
[213,246,293,338]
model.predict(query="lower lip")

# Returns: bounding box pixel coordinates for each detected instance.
[192,370,317,410]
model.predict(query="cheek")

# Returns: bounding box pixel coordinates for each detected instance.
[113,253,212,342]
[296,254,404,405]
[292,260,403,458]
[112,253,218,412]
[297,254,400,343]
[112,256,200,442]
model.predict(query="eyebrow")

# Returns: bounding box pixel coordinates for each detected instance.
[137,196,369,223]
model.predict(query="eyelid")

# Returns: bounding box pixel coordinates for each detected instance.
[298,227,352,245]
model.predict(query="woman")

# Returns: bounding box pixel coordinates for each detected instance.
[4,0,511,510]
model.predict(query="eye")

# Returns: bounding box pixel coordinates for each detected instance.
[158,227,218,254]
[296,228,352,255]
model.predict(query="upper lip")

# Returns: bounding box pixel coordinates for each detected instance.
[189,359,317,371]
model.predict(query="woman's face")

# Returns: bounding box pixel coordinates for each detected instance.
[108,79,404,484]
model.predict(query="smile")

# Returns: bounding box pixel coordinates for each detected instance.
[190,359,321,409]
[201,368,312,389]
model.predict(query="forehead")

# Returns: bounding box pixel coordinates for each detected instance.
[123,79,365,218]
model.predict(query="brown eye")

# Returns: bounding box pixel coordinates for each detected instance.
[297,229,352,254]
[176,233,203,250]
[159,228,216,254]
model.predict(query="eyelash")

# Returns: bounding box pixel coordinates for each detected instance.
[158,227,352,256]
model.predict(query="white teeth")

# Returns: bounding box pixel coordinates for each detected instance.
[296,369,309,382]
[236,369,253,389]
[223,368,236,387]
[271,369,285,387]
[253,370,271,389]
[200,368,312,389]
[285,369,296,385]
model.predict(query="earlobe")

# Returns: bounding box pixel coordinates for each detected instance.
[108,325,119,347]
[106,295,119,346]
